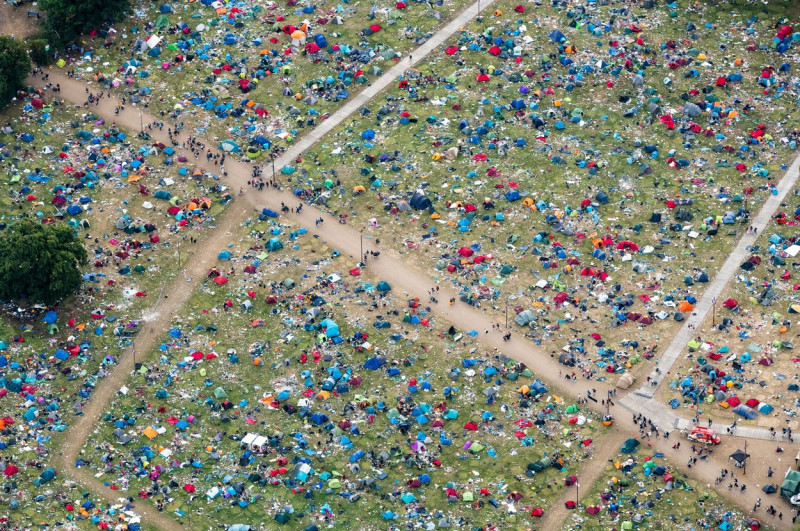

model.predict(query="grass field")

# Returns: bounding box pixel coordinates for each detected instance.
[76,215,607,528]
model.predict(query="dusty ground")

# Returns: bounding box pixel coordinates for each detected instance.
[0,2,40,41]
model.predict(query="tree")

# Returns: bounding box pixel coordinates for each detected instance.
[0,223,87,304]
[0,36,31,109]
[40,0,131,50]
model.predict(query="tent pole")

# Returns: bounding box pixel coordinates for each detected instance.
[744,440,747,475]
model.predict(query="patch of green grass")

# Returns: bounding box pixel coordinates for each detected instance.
[78,215,607,528]
[570,447,749,531]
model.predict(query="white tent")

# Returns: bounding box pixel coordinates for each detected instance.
[146,35,162,49]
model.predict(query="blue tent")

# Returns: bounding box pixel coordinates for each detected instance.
[364,357,385,370]
[377,281,391,292]
[310,412,328,425]
[548,30,566,43]
[42,311,58,324]
[219,140,240,153]
[218,250,232,260]
[732,404,757,420]
[350,450,365,462]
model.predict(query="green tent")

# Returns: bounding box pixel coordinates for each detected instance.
[155,14,170,29]
[781,470,800,499]
[213,387,227,399]
[463,491,474,501]
[469,443,484,453]
[329,478,341,489]
[275,512,291,524]
[566,404,579,413]
[621,438,640,454]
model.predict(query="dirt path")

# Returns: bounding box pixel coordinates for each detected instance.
[536,430,628,529]
[22,0,800,525]
[39,70,794,525]
[34,47,799,531]
[25,1,509,528]
[0,3,40,41]
[638,152,800,399]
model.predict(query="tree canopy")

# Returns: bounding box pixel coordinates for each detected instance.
[0,37,31,109]
[40,0,131,50]
[0,223,87,304]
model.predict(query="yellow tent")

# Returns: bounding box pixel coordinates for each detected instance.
[317,390,331,400]
[143,426,158,439]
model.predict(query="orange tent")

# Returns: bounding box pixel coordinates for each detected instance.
[678,301,694,312]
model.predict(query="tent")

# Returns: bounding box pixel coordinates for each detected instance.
[620,438,640,453]
[514,310,536,326]
[729,449,749,463]
[617,373,635,389]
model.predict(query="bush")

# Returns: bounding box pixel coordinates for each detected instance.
[27,39,53,67]
[0,223,87,304]
[40,0,131,50]
[0,36,31,109]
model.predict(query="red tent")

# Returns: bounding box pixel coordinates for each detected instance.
[476,73,490,82]
[213,276,228,285]
[458,247,474,257]
[445,46,458,55]
[723,298,738,309]
[3,464,18,477]
[659,115,675,129]
[183,484,195,493]
[615,240,639,251]
[369,24,382,32]
[464,421,478,431]
[531,508,544,517]
[488,46,502,56]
